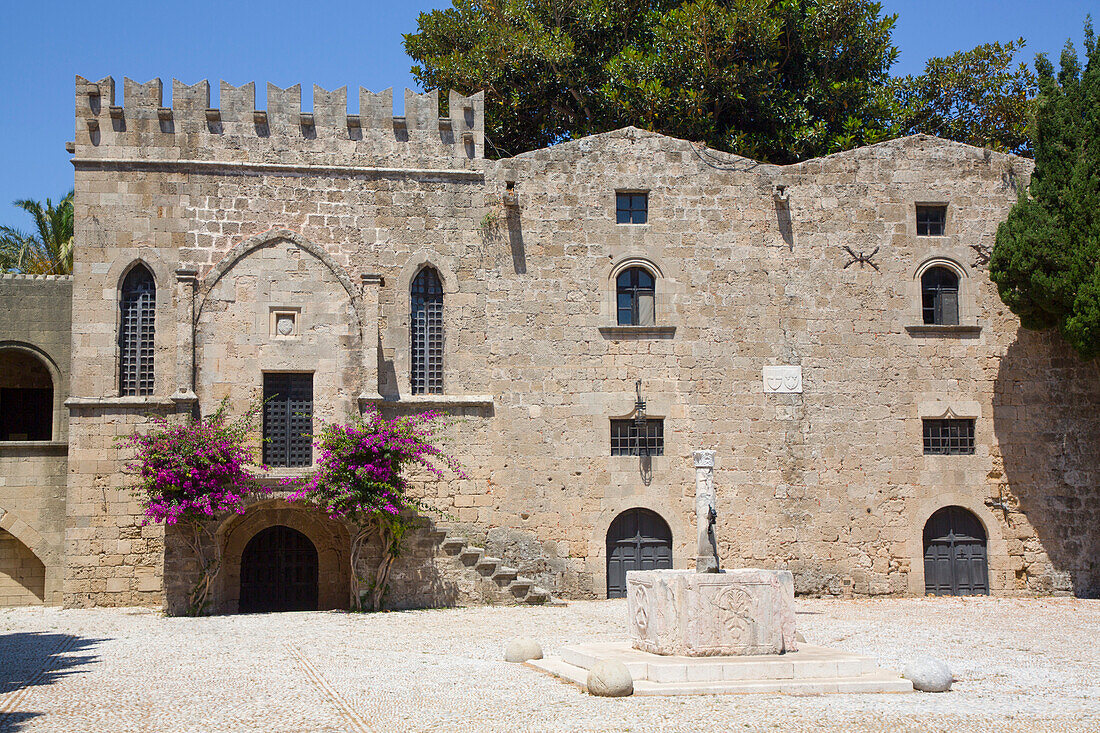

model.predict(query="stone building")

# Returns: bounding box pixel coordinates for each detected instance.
[0,75,1097,612]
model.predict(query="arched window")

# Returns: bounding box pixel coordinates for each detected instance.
[119,264,156,396]
[410,267,443,394]
[616,267,655,326]
[921,266,959,325]
[0,349,53,441]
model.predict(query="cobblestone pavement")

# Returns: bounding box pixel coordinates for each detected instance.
[0,597,1097,732]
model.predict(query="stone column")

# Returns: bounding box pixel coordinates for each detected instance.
[172,268,198,405]
[358,273,384,403]
[694,449,719,572]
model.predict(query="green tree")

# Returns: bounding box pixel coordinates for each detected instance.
[990,22,1100,359]
[0,190,75,275]
[405,0,898,162]
[891,39,1038,156]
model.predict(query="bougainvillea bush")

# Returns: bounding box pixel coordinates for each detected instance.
[120,400,267,614]
[288,409,466,611]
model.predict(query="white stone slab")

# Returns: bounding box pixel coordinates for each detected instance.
[763,365,803,393]
[529,642,914,696]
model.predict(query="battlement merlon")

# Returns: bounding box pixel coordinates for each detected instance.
[73,76,485,163]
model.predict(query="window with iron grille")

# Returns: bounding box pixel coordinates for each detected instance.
[921,266,960,325]
[916,204,947,236]
[411,267,444,394]
[119,264,156,396]
[611,419,664,456]
[616,192,648,224]
[616,267,656,326]
[922,419,975,455]
[263,373,313,467]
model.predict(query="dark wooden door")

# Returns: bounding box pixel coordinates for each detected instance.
[238,525,319,613]
[606,508,673,598]
[924,506,989,596]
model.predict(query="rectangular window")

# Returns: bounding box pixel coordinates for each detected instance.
[263,373,313,467]
[916,204,947,236]
[922,418,975,455]
[616,192,648,224]
[611,418,664,456]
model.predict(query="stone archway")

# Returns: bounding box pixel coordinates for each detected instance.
[216,500,350,614]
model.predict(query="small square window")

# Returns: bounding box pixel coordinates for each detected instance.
[916,205,947,236]
[616,192,648,224]
[611,418,664,456]
[922,419,975,455]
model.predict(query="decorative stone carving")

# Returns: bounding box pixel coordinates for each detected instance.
[762,365,802,393]
[628,569,798,657]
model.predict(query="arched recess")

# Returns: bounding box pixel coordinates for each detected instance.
[605,508,673,598]
[587,498,690,597]
[0,507,54,606]
[215,499,350,613]
[197,229,363,333]
[923,506,989,596]
[239,525,319,613]
[193,229,364,431]
[0,342,62,441]
[906,494,1007,595]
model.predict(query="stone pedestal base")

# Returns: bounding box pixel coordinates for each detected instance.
[627,569,797,657]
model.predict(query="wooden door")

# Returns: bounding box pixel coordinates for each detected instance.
[606,508,673,598]
[239,525,319,613]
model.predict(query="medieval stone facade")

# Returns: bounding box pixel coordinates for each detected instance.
[0,75,1097,612]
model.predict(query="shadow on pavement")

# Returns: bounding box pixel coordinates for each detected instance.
[0,631,105,732]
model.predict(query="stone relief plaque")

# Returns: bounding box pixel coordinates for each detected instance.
[763,365,802,394]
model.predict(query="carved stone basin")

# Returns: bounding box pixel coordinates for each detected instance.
[626,569,797,657]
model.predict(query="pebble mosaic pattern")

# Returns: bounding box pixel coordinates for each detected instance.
[0,597,1097,732]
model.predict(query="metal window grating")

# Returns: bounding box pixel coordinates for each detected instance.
[263,373,313,467]
[922,418,975,455]
[616,192,648,224]
[119,265,156,396]
[611,419,664,456]
[916,205,946,236]
[411,267,444,395]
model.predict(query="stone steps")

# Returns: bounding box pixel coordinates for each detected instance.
[438,530,557,606]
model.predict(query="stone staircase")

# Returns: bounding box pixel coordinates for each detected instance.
[436,532,555,606]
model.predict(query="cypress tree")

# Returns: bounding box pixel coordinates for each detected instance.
[990,20,1100,358]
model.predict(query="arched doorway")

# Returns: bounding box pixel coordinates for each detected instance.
[0,528,46,605]
[924,506,989,596]
[238,525,319,613]
[606,508,673,598]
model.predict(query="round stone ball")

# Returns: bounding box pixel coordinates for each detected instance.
[504,637,543,663]
[587,660,634,697]
[903,656,953,692]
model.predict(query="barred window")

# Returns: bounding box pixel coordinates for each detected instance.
[616,267,656,326]
[916,204,947,236]
[611,419,664,456]
[263,373,313,467]
[411,267,444,395]
[119,264,156,396]
[923,419,975,455]
[616,192,648,224]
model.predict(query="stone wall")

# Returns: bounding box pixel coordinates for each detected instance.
[0,274,71,604]
[64,74,1100,608]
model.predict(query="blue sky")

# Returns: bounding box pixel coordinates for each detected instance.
[0,0,1092,231]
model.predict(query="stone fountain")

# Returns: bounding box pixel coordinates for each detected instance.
[529,451,913,695]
